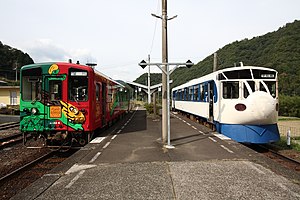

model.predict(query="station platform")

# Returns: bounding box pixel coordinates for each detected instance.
[12,107,300,199]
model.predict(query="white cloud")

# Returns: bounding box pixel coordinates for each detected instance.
[27,39,97,64]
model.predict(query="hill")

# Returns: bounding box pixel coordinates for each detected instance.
[135,20,300,96]
[134,20,300,117]
[0,41,34,82]
[189,19,300,96]
[134,73,162,86]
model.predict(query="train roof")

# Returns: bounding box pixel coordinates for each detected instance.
[216,65,277,73]
[93,67,125,88]
[172,65,277,91]
[21,62,125,88]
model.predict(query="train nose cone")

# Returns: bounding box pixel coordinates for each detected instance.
[247,91,277,123]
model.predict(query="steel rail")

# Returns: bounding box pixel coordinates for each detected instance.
[0,134,24,150]
[0,151,54,184]
[0,133,22,143]
[0,122,19,131]
[259,144,300,166]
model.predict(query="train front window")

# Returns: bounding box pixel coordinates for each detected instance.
[21,68,42,101]
[260,81,276,98]
[265,81,276,98]
[69,69,88,101]
[223,69,252,79]
[243,81,255,98]
[223,81,239,99]
[49,80,62,101]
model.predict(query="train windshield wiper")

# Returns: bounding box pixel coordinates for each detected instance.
[31,94,41,104]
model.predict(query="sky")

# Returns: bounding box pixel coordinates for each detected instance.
[1,0,300,82]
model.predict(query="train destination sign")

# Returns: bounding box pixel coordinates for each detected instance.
[71,71,87,76]
[261,74,275,78]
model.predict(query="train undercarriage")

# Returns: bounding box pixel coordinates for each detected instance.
[22,130,94,150]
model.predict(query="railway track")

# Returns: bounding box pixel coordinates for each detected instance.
[0,133,23,149]
[0,123,23,149]
[0,122,19,131]
[0,151,54,184]
[0,149,76,200]
[247,144,300,172]
[0,122,21,149]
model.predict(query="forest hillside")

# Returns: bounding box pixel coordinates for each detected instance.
[134,20,300,117]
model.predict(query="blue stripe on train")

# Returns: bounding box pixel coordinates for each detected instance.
[215,122,280,144]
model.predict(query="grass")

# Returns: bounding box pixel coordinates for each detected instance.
[275,136,300,151]
[278,116,300,121]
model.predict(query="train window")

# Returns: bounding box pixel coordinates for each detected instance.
[189,86,193,101]
[204,83,208,102]
[179,90,182,100]
[107,85,113,103]
[184,88,188,101]
[194,85,199,101]
[200,84,205,101]
[21,68,42,101]
[260,81,276,98]
[265,81,276,98]
[22,77,42,101]
[69,69,88,101]
[259,82,267,93]
[177,90,182,100]
[243,81,255,98]
[96,83,100,101]
[223,69,252,79]
[49,80,62,101]
[223,81,239,99]
[172,91,176,100]
[248,81,255,92]
[217,73,226,80]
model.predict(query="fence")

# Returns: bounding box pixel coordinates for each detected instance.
[278,124,300,144]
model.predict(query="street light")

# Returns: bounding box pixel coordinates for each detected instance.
[139,60,194,148]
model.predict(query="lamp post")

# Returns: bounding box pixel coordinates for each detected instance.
[14,61,18,82]
[139,60,193,148]
[147,55,151,104]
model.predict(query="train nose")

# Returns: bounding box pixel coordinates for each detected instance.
[247,91,277,123]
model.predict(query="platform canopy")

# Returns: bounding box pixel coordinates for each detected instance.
[126,80,172,96]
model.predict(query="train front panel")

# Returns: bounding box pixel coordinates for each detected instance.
[20,62,94,147]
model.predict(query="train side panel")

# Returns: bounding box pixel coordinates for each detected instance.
[173,101,209,120]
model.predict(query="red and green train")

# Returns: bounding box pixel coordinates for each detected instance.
[20,62,130,148]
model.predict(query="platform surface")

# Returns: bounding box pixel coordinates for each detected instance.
[12,107,300,200]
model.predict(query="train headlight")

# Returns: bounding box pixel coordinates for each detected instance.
[235,104,247,111]
[31,108,39,115]
[23,108,30,114]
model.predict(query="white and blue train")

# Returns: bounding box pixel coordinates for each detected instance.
[171,65,280,144]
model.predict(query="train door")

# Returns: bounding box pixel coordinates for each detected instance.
[102,82,107,126]
[44,75,66,129]
[95,83,102,127]
[208,81,214,123]
[172,90,176,110]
